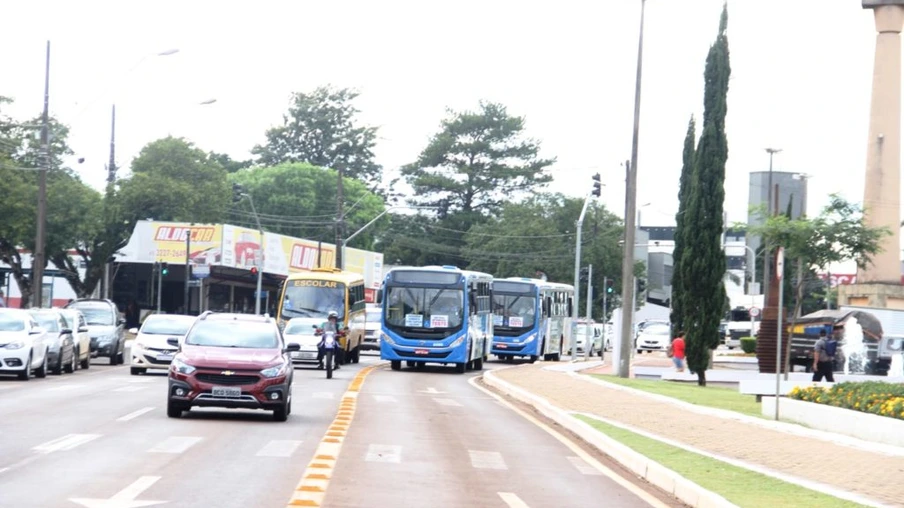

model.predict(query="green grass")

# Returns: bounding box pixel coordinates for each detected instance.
[589,374,762,417]
[576,415,866,508]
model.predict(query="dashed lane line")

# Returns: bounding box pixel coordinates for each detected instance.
[498,492,531,508]
[116,407,155,422]
[286,364,378,507]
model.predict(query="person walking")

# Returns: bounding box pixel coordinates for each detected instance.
[812,329,838,382]
[669,331,686,372]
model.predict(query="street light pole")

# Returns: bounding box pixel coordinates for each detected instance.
[618,0,647,378]
[245,195,265,315]
[32,41,51,309]
[573,193,592,360]
[342,206,436,263]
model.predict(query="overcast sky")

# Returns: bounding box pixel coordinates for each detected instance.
[0,0,881,230]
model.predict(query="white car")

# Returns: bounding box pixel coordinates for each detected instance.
[284,317,324,365]
[572,323,603,356]
[635,322,671,353]
[0,308,50,380]
[361,307,382,352]
[59,309,92,369]
[130,314,196,375]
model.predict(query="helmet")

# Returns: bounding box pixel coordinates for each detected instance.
[328,310,339,319]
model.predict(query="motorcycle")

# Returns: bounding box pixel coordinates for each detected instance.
[314,326,346,379]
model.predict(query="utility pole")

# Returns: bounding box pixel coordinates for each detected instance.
[156,262,163,313]
[583,264,593,360]
[602,276,609,347]
[618,0,646,378]
[762,148,782,304]
[184,229,191,314]
[102,105,116,299]
[335,168,345,269]
[573,194,592,359]
[32,41,51,308]
[246,195,265,315]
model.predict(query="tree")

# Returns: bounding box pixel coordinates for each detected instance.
[251,86,382,185]
[208,151,251,173]
[670,116,696,335]
[679,5,731,386]
[230,163,385,248]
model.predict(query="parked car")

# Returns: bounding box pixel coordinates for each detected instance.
[59,309,91,369]
[28,309,77,375]
[635,322,671,353]
[130,314,196,375]
[361,307,382,352]
[0,308,49,380]
[65,299,125,365]
[283,317,323,365]
[167,312,300,421]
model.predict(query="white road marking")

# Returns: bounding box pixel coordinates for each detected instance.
[365,444,402,463]
[256,440,303,457]
[33,434,101,453]
[374,394,397,403]
[113,386,145,393]
[433,398,462,407]
[312,391,334,399]
[48,384,83,391]
[0,467,8,474]
[498,492,530,508]
[469,450,507,470]
[147,436,202,454]
[70,475,165,508]
[127,378,156,384]
[116,407,155,422]
[418,387,446,394]
[567,455,603,475]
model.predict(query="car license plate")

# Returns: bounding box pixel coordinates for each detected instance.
[156,353,174,362]
[496,343,508,349]
[301,352,317,359]
[211,386,241,398]
[414,349,429,355]
[291,352,301,359]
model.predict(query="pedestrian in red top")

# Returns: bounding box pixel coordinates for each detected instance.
[669,331,686,372]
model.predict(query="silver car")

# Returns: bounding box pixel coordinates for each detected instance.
[361,308,382,352]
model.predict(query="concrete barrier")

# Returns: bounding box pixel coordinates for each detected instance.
[762,397,904,448]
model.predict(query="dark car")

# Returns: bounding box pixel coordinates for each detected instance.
[65,299,125,365]
[28,309,76,375]
[166,312,300,421]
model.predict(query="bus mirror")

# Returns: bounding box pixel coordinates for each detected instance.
[376,289,383,304]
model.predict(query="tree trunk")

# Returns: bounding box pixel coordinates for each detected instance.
[697,370,706,386]
[0,244,33,308]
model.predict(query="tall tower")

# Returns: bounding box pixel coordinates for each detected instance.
[860,1,904,283]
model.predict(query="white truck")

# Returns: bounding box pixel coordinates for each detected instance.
[724,293,763,348]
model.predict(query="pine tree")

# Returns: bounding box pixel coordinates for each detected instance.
[680,4,731,386]
[670,116,696,335]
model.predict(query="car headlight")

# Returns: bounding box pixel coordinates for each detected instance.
[381,332,397,346]
[449,336,465,348]
[889,339,903,351]
[4,341,24,350]
[134,341,147,350]
[522,334,537,344]
[260,364,286,378]
[171,357,196,375]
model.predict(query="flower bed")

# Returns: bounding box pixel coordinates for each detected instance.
[788,381,904,421]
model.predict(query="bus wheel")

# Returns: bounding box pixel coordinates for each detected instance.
[406,361,416,368]
[415,361,426,370]
[391,360,401,371]
[455,362,466,374]
[474,357,484,371]
[529,355,538,363]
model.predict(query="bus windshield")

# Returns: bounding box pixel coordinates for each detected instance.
[492,294,536,328]
[384,286,463,330]
[282,282,346,321]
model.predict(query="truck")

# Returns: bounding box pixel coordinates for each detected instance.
[724,293,763,348]
[787,308,889,375]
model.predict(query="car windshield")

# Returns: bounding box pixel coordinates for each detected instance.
[492,294,537,328]
[141,316,194,335]
[281,281,346,321]
[0,314,25,332]
[284,318,322,335]
[32,314,60,332]
[184,321,280,349]
[384,286,463,329]
[71,304,115,326]
[644,324,670,335]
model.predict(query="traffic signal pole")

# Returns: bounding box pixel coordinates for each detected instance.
[584,264,593,361]
[157,263,163,313]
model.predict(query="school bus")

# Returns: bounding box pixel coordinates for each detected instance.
[277,268,367,364]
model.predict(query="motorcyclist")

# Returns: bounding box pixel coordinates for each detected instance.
[315,311,343,371]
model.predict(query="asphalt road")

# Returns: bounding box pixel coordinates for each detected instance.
[0,351,676,508]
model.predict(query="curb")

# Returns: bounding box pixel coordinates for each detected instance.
[572,371,904,458]
[483,370,737,508]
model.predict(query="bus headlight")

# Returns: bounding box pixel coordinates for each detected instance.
[381,333,397,346]
[449,336,465,348]
[522,334,537,344]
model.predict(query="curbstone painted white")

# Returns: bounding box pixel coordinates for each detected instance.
[483,370,738,508]
[573,371,904,458]
[762,397,904,449]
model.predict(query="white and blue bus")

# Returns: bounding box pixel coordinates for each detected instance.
[491,278,574,363]
[380,266,493,373]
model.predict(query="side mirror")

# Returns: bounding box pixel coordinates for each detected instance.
[376,289,383,304]
[285,343,301,352]
[118,318,126,326]
[312,325,319,329]
[166,337,180,347]
[29,327,43,335]
[60,328,73,335]
[128,328,139,334]
[78,327,89,333]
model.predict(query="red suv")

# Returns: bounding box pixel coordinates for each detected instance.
[167,312,300,421]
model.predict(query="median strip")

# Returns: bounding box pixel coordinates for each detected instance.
[286,365,376,507]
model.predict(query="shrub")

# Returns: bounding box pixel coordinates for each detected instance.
[788,381,904,421]
[740,336,756,354]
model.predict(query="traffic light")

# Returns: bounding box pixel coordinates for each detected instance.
[232,183,245,203]
[606,279,614,294]
[161,262,169,276]
[579,267,589,283]
[250,266,259,278]
[591,173,602,197]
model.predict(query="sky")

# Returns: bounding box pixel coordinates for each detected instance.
[0,0,881,231]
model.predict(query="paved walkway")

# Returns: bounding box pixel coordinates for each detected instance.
[493,363,904,507]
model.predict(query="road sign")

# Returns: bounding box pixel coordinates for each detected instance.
[775,247,785,280]
[749,307,761,318]
[187,280,202,288]
[254,291,269,299]
[192,265,210,279]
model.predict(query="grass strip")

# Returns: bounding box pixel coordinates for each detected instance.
[575,415,866,508]
[589,374,762,417]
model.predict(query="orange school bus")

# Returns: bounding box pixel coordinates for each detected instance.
[276,268,367,363]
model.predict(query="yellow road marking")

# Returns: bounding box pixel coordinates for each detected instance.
[286,365,378,507]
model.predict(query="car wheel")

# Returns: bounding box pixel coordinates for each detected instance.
[35,351,48,378]
[51,354,63,375]
[81,352,90,370]
[273,401,289,422]
[64,349,76,374]
[130,367,146,375]
[166,400,183,418]
[18,353,32,381]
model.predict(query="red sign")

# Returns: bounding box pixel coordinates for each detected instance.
[414,349,429,355]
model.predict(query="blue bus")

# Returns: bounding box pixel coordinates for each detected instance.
[491,278,574,363]
[380,266,493,373]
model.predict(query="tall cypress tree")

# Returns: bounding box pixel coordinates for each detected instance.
[680,4,731,386]
[670,116,696,335]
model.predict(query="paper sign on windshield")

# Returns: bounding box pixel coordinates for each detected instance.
[509,317,524,327]
[405,314,424,327]
[430,315,449,328]
[493,315,504,326]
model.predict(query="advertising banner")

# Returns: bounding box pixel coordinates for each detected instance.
[222,225,263,269]
[146,223,223,265]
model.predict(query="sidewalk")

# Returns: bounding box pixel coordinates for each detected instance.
[492,362,904,507]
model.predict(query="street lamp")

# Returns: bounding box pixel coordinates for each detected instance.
[341,206,437,269]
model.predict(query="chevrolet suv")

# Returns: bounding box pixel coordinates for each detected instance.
[166,312,300,421]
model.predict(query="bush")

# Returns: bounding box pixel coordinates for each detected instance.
[740,336,756,354]
[788,381,904,421]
